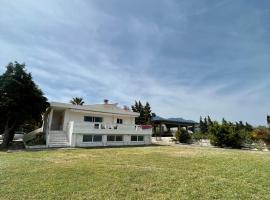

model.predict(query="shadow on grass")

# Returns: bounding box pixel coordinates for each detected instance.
[1,143,166,153]
[0,141,25,152]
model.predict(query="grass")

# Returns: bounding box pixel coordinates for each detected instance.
[0,146,270,200]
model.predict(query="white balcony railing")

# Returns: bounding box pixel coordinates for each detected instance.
[72,122,152,134]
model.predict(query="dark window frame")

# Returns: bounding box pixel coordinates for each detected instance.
[84,116,93,122]
[93,135,102,142]
[83,135,92,142]
[107,135,123,142]
[138,136,144,141]
[117,118,123,124]
[131,135,144,142]
[131,135,137,141]
[84,116,103,123]
[82,135,102,142]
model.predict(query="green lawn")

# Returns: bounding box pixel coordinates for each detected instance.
[0,146,270,200]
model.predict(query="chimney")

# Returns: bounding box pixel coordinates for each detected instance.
[104,99,109,104]
[123,105,130,111]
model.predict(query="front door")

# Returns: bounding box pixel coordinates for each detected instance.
[51,110,64,131]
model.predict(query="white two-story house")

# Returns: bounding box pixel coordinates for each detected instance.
[39,100,152,147]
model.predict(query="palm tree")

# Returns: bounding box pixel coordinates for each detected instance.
[70,97,84,105]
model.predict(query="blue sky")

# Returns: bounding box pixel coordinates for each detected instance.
[0,0,269,125]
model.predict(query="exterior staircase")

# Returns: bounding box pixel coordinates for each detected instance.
[48,131,69,147]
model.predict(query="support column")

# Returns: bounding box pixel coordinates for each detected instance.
[102,135,107,146]
[46,109,54,147]
[153,124,157,136]
[159,123,163,137]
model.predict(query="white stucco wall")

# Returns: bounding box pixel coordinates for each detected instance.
[47,106,151,147]
[64,110,134,126]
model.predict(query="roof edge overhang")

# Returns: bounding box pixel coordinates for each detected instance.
[49,102,140,117]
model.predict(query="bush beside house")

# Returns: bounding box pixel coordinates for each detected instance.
[251,127,270,149]
[193,116,270,150]
[175,128,191,144]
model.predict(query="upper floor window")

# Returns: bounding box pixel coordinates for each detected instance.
[84,116,103,123]
[117,118,123,124]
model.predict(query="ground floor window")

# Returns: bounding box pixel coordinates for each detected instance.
[131,135,144,142]
[107,135,123,142]
[83,135,102,142]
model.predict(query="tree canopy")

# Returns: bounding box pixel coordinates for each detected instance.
[70,97,84,105]
[131,101,155,125]
[198,116,254,148]
[0,62,48,148]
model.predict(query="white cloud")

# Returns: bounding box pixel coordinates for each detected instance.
[0,0,269,125]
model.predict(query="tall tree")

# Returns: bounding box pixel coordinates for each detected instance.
[131,101,154,125]
[0,62,48,148]
[199,117,208,134]
[222,118,227,125]
[144,102,152,124]
[70,97,84,105]
[131,101,139,112]
[245,122,253,132]
[207,116,213,126]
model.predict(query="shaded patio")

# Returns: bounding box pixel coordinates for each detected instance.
[152,116,197,137]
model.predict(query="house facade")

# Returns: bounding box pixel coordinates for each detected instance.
[41,101,152,147]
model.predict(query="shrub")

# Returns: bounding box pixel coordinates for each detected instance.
[252,127,270,149]
[192,131,210,140]
[176,128,191,143]
[209,122,251,148]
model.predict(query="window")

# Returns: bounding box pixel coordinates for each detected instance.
[83,135,92,142]
[117,118,123,124]
[84,116,93,122]
[95,117,102,123]
[107,135,115,141]
[116,135,123,141]
[94,124,100,129]
[84,116,103,123]
[131,136,137,141]
[93,135,102,142]
[82,135,102,142]
[131,135,144,142]
[107,135,123,142]
[138,136,144,141]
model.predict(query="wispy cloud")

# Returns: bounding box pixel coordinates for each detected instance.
[0,0,269,125]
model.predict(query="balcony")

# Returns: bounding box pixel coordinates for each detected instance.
[70,122,152,135]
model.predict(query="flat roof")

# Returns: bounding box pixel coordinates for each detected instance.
[152,116,197,126]
[50,102,140,117]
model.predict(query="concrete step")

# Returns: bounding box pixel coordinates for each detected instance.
[49,142,68,145]
[49,137,68,140]
[49,141,68,143]
[49,141,69,144]
[50,135,67,140]
[48,144,69,148]
[50,134,67,137]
